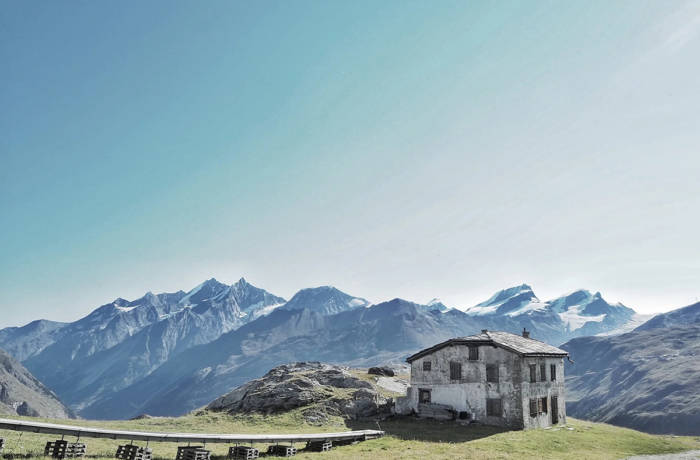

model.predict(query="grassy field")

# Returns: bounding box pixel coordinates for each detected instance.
[1,412,698,460]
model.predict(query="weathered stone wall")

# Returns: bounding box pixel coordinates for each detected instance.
[519,357,566,429]
[406,344,524,428]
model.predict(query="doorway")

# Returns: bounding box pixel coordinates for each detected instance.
[551,396,559,424]
[418,389,431,404]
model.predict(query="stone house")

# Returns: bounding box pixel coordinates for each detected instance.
[396,329,568,429]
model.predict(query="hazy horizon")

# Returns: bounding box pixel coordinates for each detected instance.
[2,1,700,328]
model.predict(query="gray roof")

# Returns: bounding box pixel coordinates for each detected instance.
[406,330,568,362]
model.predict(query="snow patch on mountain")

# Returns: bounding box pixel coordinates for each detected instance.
[505,300,548,317]
[465,284,535,316]
[245,302,285,321]
[559,305,606,330]
[349,298,369,307]
[596,313,654,336]
[426,298,452,312]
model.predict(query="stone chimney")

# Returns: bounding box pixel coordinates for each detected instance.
[522,328,530,339]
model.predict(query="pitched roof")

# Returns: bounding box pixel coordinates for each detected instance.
[405,330,568,362]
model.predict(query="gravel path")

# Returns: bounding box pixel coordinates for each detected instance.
[375,376,408,394]
[625,451,700,460]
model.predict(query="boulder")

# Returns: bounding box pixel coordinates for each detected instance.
[368,366,395,377]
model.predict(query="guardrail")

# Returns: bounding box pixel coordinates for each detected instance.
[0,418,384,444]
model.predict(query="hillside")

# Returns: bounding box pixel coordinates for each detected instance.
[562,321,700,435]
[0,349,74,419]
[0,413,698,460]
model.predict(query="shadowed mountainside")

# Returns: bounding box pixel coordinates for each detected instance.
[563,308,700,435]
[0,348,74,419]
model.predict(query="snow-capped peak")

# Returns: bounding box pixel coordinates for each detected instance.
[465,284,537,316]
[426,298,451,312]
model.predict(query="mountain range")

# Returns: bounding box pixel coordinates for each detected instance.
[0,277,639,419]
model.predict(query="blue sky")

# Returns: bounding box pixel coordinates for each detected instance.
[2,1,699,327]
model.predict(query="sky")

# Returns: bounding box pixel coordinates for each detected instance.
[2,1,700,327]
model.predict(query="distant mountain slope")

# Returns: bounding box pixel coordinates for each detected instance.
[562,319,700,435]
[0,319,68,362]
[280,286,370,315]
[0,349,74,418]
[635,301,700,331]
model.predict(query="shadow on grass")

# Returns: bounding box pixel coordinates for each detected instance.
[348,415,510,443]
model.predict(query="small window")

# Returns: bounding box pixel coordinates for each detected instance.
[540,364,546,382]
[540,396,548,414]
[529,364,537,383]
[486,398,502,417]
[419,389,431,404]
[423,361,432,371]
[468,346,479,361]
[529,398,538,417]
[450,361,462,380]
[550,364,557,381]
[486,364,499,383]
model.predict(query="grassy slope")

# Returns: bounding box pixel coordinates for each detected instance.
[0,413,699,460]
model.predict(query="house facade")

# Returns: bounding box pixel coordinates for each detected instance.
[396,329,567,429]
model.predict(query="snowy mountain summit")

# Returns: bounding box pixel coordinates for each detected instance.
[281,286,370,315]
[465,284,635,336]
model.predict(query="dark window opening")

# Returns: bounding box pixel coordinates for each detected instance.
[450,361,462,380]
[419,389,431,404]
[486,364,499,383]
[529,398,538,417]
[486,398,502,417]
[540,364,547,382]
[540,396,548,414]
[529,364,537,383]
[551,396,559,424]
[550,364,557,381]
[423,361,431,371]
[468,346,479,361]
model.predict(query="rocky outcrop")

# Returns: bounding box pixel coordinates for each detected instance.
[206,362,392,423]
[368,366,395,377]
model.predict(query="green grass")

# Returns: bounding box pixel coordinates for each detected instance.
[1,413,698,460]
